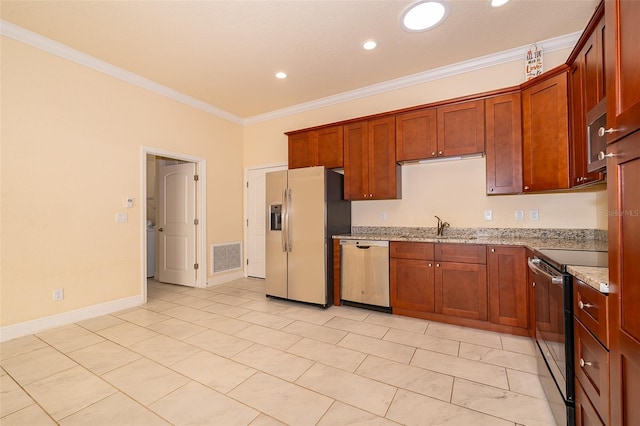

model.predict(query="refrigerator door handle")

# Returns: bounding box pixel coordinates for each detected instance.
[287,188,292,251]
[281,188,288,252]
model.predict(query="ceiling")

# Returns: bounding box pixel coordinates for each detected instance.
[1,0,599,120]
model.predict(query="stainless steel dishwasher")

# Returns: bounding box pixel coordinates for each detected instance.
[340,240,390,309]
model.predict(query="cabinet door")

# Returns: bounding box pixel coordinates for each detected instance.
[522,70,570,192]
[368,116,400,200]
[488,246,528,328]
[605,0,640,143]
[390,258,435,312]
[288,132,316,169]
[343,121,369,200]
[435,262,487,320]
[396,108,438,161]
[607,131,640,426]
[437,100,485,157]
[316,125,344,169]
[575,379,606,426]
[485,93,523,195]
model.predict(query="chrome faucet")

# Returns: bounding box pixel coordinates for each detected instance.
[435,215,450,236]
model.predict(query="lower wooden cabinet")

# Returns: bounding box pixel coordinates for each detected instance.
[435,261,487,320]
[576,379,606,426]
[390,258,435,312]
[488,246,528,328]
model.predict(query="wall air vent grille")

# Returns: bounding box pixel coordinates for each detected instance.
[211,242,242,274]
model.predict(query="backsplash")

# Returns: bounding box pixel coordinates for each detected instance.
[351,226,608,241]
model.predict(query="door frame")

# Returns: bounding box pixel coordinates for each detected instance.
[142,146,207,301]
[244,163,287,278]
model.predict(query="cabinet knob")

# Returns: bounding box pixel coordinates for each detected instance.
[597,151,615,161]
[431,152,436,157]
[438,151,443,156]
[491,248,495,253]
[370,194,373,197]
[532,281,536,287]
[524,186,530,191]
[489,188,494,192]
[578,300,594,310]
[579,358,593,368]
[158,227,164,232]
[436,263,440,268]
[428,263,432,267]
[598,127,618,137]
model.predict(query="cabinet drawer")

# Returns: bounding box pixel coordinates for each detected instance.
[390,242,434,260]
[574,279,609,347]
[575,378,606,426]
[435,243,486,264]
[574,319,610,422]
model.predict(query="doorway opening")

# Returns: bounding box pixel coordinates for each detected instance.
[142,147,207,302]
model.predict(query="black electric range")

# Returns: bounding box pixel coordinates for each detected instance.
[535,248,608,272]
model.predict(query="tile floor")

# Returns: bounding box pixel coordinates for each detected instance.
[0,278,556,425]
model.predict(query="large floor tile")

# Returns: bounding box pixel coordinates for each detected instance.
[277,306,335,326]
[506,369,547,400]
[0,334,49,362]
[237,310,294,330]
[36,324,105,353]
[128,334,200,366]
[296,363,397,417]
[324,316,389,338]
[458,342,537,373]
[145,317,207,340]
[76,314,125,332]
[325,305,371,321]
[0,403,57,425]
[58,392,169,426]
[101,358,189,405]
[387,388,514,426]
[235,324,301,351]
[95,322,159,347]
[0,373,35,418]
[232,344,313,382]
[25,365,116,421]
[356,355,454,402]
[411,348,509,390]
[338,332,415,363]
[115,308,170,327]
[281,320,348,345]
[67,340,141,375]
[287,337,366,372]
[171,294,217,309]
[229,372,333,425]
[383,328,460,356]
[207,292,254,306]
[318,401,397,425]
[248,413,286,426]
[365,312,429,334]
[171,350,256,393]
[501,334,537,356]
[194,315,252,334]
[425,322,503,349]
[160,305,219,322]
[184,329,253,358]
[451,378,556,426]
[1,346,77,385]
[201,302,252,318]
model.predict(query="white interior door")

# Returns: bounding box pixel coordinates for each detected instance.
[246,165,286,278]
[157,162,196,287]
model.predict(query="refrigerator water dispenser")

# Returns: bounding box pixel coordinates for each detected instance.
[270,204,282,231]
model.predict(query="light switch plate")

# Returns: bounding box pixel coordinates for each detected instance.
[484,210,493,221]
[515,209,525,221]
[529,209,539,221]
[116,212,128,223]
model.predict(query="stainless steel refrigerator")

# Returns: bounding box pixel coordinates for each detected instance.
[265,166,351,307]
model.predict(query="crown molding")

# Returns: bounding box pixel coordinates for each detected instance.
[244,31,580,125]
[0,20,244,125]
[2,19,579,127]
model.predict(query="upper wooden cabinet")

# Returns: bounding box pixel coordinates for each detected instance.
[287,125,343,169]
[568,3,606,187]
[395,99,484,162]
[344,116,401,200]
[605,0,640,143]
[485,92,523,195]
[521,68,571,192]
[395,107,437,162]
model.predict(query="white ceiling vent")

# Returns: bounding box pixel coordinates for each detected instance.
[211,242,242,274]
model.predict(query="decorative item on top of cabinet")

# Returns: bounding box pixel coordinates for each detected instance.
[567,2,606,187]
[574,279,610,425]
[487,246,528,329]
[287,125,343,169]
[521,66,571,192]
[606,130,640,426]
[343,116,401,200]
[604,0,640,143]
[485,92,523,195]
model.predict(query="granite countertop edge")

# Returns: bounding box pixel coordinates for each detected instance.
[333,230,609,293]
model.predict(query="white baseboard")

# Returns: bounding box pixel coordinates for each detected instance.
[0,295,143,343]
[206,270,245,287]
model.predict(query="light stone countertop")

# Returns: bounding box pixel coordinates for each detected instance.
[333,226,609,293]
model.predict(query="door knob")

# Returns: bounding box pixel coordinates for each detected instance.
[158,227,164,232]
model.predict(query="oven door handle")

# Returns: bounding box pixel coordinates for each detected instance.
[528,257,564,285]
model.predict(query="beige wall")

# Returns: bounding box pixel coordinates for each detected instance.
[245,48,608,231]
[1,37,244,327]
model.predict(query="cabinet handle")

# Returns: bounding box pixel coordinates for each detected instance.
[579,358,593,368]
[489,188,494,192]
[524,186,530,191]
[532,281,536,287]
[598,127,618,137]
[578,300,594,310]
[597,151,615,160]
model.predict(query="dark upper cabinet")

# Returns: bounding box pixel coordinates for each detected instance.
[395,108,437,162]
[436,100,485,157]
[485,92,523,195]
[287,125,343,169]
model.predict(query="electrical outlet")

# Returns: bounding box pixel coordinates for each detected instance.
[380,212,387,221]
[530,209,540,221]
[515,209,525,221]
[115,212,128,223]
[484,210,493,221]
[53,289,64,301]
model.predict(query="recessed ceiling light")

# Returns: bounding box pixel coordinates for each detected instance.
[362,40,378,50]
[490,0,510,7]
[275,72,287,79]
[401,0,450,32]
